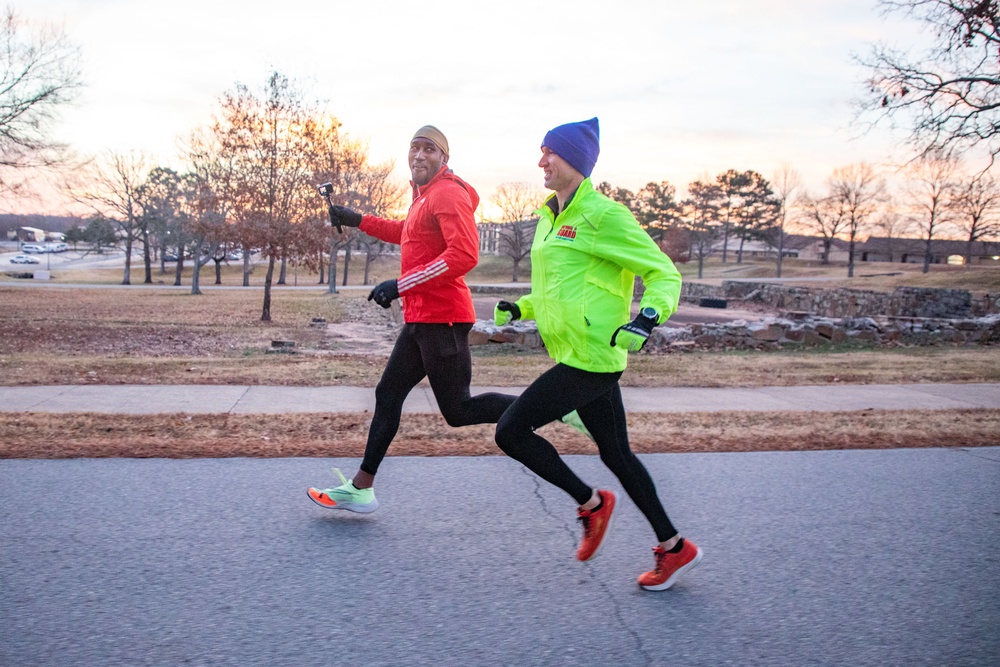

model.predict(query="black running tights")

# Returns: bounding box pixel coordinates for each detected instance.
[360,322,516,476]
[495,363,678,543]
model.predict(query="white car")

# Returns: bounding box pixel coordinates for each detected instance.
[20,243,46,253]
[10,255,41,264]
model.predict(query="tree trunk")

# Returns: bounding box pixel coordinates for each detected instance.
[847,231,857,278]
[242,254,251,287]
[776,225,784,278]
[174,252,184,286]
[191,258,203,295]
[142,228,152,284]
[721,222,730,263]
[342,245,351,286]
[327,239,338,294]
[262,255,275,321]
[122,239,133,285]
[278,252,287,285]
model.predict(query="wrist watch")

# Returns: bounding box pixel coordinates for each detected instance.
[639,306,658,323]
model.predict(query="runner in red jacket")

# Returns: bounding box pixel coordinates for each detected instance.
[359,164,480,323]
[308,125,516,513]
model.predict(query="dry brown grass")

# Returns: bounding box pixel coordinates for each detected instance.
[2,284,999,459]
[679,257,1000,294]
[2,409,996,459]
[3,286,999,388]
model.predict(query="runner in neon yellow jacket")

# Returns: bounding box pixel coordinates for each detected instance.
[512,176,681,372]
[493,118,702,592]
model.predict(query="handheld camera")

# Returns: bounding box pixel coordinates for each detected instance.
[316,182,341,233]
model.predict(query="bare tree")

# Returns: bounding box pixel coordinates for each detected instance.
[183,126,238,294]
[491,181,543,282]
[0,8,82,196]
[75,151,149,285]
[212,72,317,320]
[904,153,959,272]
[799,191,849,263]
[828,162,886,277]
[137,166,186,284]
[869,207,913,261]
[353,158,405,285]
[953,171,1000,263]
[311,132,403,291]
[856,0,1000,165]
[771,164,801,277]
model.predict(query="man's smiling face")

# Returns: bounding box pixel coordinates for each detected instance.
[409,138,447,186]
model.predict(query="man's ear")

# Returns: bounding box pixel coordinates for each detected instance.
[442,153,450,165]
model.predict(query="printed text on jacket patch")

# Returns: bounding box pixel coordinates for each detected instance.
[555,225,577,241]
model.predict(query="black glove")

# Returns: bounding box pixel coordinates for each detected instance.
[329,205,363,229]
[368,279,399,309]
[610,311,658,351]
[494,300,521,326]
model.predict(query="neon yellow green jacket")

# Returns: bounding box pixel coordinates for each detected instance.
[515,178,682,373]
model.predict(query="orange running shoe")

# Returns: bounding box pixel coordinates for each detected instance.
[576,489,616,561]
[638,539,703,591]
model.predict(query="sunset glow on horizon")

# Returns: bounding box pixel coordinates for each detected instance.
[11,0,946,218]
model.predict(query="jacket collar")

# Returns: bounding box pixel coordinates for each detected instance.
[541,177,593,218]
[411,166,451,199]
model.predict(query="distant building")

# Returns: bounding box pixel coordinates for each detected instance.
[858,237,1000,266]
[711,235,851,262]
[706,233,1000,266]
[780,235,852,263]
[17,226,46,243]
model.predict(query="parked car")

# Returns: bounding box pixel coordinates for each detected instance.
[10,255,41,264]
[163,253,178,262]
[21,243,46,253]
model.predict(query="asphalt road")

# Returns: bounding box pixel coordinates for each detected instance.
[2,448,998,667]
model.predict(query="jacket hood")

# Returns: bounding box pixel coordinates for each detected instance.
[413,167,480,211]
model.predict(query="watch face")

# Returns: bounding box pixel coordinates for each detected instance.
[641,307,658,320]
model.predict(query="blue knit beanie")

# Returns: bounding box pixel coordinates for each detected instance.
[542,117,600,178]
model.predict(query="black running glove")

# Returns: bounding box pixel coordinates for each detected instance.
[610,312,658,351]
[329,205,363,228]
[368,279,399,309]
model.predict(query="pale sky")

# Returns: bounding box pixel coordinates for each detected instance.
[16,0,928,217]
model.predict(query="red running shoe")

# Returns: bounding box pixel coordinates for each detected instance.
[638,539,703,591]
[576,489,616,561]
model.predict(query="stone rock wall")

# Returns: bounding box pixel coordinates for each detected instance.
[647,313,1000,351]
[472,313,1000,352]
[681,281,997,318]
[471,281,1000,352]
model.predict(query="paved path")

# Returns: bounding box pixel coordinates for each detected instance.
[2,382,999,414]
[2,449,998,666]
[3,383,999,666]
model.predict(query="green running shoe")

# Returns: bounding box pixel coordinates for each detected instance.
[308,468,379,513]
[561,409,594,442]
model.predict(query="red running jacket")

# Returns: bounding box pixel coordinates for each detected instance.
[359,166,480,324]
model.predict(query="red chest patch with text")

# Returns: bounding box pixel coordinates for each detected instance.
[555,225,577,241]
